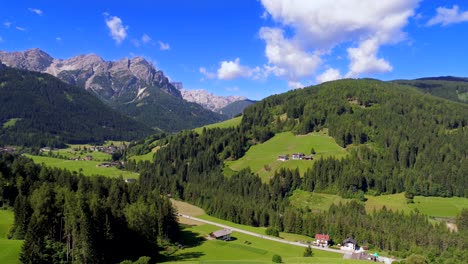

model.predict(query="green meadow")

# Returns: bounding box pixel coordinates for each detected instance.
[289,190,468,219]
[50,145,112,161]
[410,196,468,218]
[193,116,242,134]
[226,131,348,181]
[161,223,363,264]
[0,210,22,264]
[25,154,139,179]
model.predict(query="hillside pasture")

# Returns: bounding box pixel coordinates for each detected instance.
[290,190,468,220]
[226,131,347,181]
[410,196,468,218]
[50,145,112,162]
[25,154,139,179]
[289,190,352,212]
[193,116,242,134]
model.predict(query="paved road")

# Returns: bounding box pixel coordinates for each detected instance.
[178,213,345,255]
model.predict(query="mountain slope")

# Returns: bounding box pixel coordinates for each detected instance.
[241,79,468,197]
[0,65,152,147]
[0,49,225,132]
[219,99,257,118]
[392,77,468,104]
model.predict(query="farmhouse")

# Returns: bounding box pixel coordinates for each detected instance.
[277,155,289,161]
[314,233,330,246]
[210,229,232,241]
[291,153,305,160]
[302,155,313,160]
[341,237,357,251]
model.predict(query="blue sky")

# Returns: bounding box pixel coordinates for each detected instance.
[1,0,468,100]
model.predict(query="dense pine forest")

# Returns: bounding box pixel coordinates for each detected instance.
[0,153,179,263]
[0,66,152,147]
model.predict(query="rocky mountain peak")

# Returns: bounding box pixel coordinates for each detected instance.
[0,48,181,99]
[180,88,247,112]
[0,48,53,72]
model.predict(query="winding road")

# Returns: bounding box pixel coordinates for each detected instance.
[178,213,345,255]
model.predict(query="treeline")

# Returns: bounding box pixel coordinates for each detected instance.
[242,79,468,197]
[127,130,467,262]
[0,66,152,147]
[0,153,179,263]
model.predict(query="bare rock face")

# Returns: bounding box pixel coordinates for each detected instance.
[0,48,53,72]
[179,88,246,112]
[0,48,181,101]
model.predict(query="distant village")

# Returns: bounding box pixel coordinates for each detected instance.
[40,144,126,168]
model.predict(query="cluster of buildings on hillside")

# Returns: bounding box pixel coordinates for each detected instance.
[277,153,313,161]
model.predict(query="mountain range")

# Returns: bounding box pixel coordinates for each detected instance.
[0,49,249,132]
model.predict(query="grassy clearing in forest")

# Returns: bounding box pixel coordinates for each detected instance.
[0,210,22,264]
[226,131,347,181]
[193,116,242,134]
[25,154,139,179]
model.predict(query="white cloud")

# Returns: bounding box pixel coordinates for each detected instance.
[260,0,420,82]
[259,27,321,80]
[217,58,257,80]
[55,37,62,41]
[346,38,392,77]
[142,34,152,44]
[0,36,3,43]
[200,67,216,79]
[158,41,170,50]
[427,5,468,26]
[316,68,342,83]
[15,26,26,31]
[28,8,43,16]
[104,14,128,44]
[4,21,11,28]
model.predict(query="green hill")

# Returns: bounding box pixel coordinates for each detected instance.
[0,66,152,147]
[241,79,468,197]
[392,77,468,104]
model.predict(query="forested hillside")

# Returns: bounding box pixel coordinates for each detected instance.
[393,77,468,104]
[0,66,152,147]
[242,79,468,197]
[0,153,179,263]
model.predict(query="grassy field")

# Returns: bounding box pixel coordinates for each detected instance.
[129,146,162,162]
[50,145,112,162]
[289,191,468,219]
[289,190,352,212]
[0,210,22,264]
[410,196,468,218]
[161,223,364,264]
[226,131,348,181]
[193,116,242,134]
[25,154,139,179]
